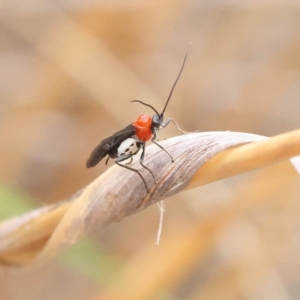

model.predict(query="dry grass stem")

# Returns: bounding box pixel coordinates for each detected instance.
[0,129,299,267]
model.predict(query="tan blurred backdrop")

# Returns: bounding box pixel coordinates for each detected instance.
[0,1,300,300]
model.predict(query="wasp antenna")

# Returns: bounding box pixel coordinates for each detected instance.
[131,100,160,116]
[161,48,190,116]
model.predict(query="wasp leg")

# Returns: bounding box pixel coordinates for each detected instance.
[105,157,110,165]
[161,118,190,134]
[115,154,150,193]
[139,143,160,192]
[151,132,174,162]
[125,157,133,165]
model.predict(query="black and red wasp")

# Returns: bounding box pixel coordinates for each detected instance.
[86,51,189,193]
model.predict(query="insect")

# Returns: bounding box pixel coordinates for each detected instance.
[86,51,189,193]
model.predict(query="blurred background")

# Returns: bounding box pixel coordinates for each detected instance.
[1,1,300,299]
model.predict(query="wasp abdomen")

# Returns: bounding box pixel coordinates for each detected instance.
[116,138,141,157]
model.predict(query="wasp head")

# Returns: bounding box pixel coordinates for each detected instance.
[151,113,163,132]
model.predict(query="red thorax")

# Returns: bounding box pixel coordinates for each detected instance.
[132,114,153,142]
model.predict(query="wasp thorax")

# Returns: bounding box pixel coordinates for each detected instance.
[134,114,152,127]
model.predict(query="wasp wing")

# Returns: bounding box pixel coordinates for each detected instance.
[86,124,136,168]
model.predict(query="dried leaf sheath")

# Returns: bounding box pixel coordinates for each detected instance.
[0,130,300,267]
